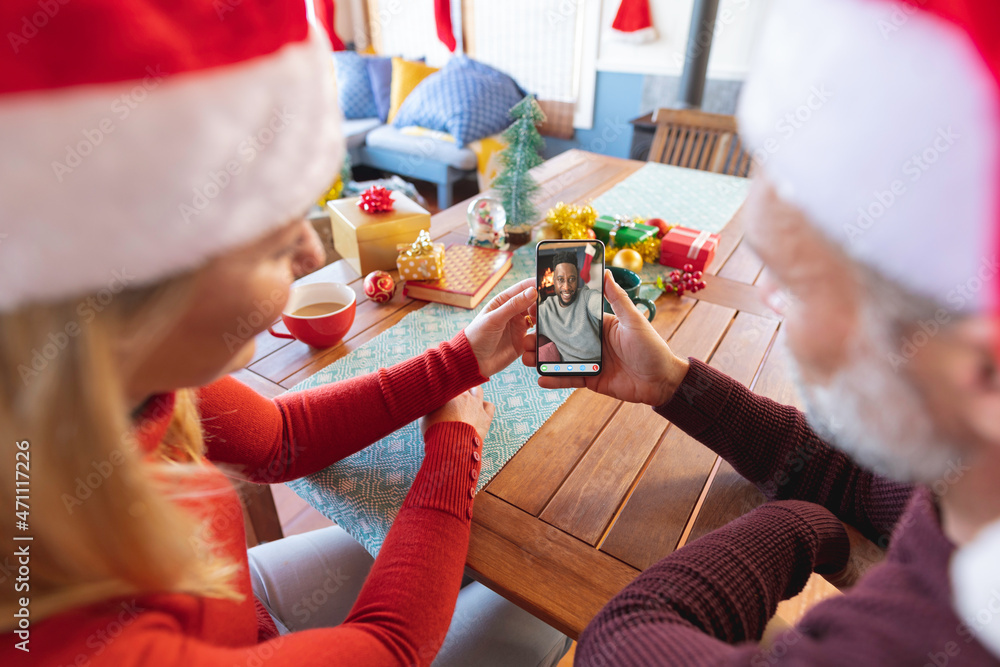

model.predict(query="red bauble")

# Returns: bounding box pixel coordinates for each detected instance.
[357,185,395,214]
[586,228,597,240]
[648,218,671,239]
[364,270,396,303]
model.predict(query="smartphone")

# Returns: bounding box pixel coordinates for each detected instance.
[535,239,605,377]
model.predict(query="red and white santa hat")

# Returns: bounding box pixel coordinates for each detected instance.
[738,0,999,316]
[0,0,344,312]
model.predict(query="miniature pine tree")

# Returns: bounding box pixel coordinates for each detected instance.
[492,95,546,238]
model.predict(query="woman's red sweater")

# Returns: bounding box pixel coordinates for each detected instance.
[6,333,487,667]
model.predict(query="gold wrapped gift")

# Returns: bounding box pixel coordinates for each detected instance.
[396,230,445,281]
[328,190,431,276]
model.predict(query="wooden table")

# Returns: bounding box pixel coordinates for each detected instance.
[240,149,793,639]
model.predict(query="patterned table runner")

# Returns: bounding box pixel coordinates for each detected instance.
[287,164,750,556]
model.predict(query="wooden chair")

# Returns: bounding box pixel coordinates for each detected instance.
[648,108,754,177]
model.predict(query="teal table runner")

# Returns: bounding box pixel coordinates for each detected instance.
[287,163,750,556]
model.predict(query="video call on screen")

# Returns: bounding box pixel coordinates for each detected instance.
[536,241,604,374]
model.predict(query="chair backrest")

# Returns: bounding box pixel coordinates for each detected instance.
[648,108,754,177]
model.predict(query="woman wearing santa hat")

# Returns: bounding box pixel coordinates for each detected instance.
[0,2,570,665]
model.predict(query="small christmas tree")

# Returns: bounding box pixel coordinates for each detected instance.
[492,95,546,243]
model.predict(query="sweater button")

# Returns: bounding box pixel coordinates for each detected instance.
[472,451,481,462]
[469,487,476,499]
[470,469,477,480]
[467,507,473,520]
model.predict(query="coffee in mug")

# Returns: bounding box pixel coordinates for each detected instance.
[291,302,348,318]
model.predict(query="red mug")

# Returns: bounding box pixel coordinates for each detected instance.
[268,282,356,348]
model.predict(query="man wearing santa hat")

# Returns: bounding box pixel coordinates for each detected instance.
[529,0,1000,663]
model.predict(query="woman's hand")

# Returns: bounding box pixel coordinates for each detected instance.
[522,270,690,406]
[420,386,495,442]
[465,278,538,378]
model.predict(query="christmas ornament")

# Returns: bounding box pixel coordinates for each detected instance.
[612,248,643,273]
[610,0,657,43]
[545,202,597,240]
[364,270,396,303]
[493,95,546,244]
[357,185,395,214]
[466,196,509,250]
[531,221,562,243]
[624,236,661,265]
[647,217,673,239]
[655,264,707,297]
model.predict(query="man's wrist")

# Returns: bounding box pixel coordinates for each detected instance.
[653,354,690,406]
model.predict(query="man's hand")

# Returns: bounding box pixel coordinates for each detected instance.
[522,270,690,406]
[465,278,538,378]
[420,386,495,442]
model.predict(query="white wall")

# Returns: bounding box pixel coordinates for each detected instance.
[597,0,772,80]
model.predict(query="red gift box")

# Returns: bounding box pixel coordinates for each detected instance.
[659,226,720,271]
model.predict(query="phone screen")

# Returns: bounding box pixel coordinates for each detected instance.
[535,240,605,376]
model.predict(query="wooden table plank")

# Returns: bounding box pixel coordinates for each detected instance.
[717,237,764,285]
[466,491,640,640]
[486,390,622,516]
[684,320,794,543]
[229,368,286,400]
[694,275,776,320]
[540,301,736,545]
[601,311,779,570]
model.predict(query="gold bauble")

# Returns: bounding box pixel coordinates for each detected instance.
[532,221,562,242]
[612,248,643,273]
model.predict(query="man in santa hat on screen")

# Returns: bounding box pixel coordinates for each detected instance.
[528,0,1000,663]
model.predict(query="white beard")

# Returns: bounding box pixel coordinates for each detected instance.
[951,517,1000,658]
[788,307,961,485]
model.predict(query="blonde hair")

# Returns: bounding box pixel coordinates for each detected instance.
[0,276,242,630]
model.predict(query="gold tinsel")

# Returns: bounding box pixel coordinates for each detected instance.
[546,202,597,239]
[317,176,345,207]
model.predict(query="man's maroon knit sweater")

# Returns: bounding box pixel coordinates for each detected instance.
[576,359,999,666]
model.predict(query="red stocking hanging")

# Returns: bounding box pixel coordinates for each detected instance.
[434,0,457,52]
[610,0,657,44]
[314,0,346,50]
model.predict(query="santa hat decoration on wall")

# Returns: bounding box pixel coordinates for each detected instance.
[609,0,658,43]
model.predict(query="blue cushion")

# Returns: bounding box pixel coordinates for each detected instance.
[392,56,525,146]
[331,51,378,120]
[365,56,393,123]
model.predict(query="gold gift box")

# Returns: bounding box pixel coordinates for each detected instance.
[328,191,431,276]
[396,235,446,281]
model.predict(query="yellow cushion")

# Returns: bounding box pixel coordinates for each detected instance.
[388,58,439,123]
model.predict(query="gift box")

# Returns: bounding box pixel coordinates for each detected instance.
[594,215,658,247]
[660,226,721,272]
[328,190,431,276]
[396,230,446,281]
